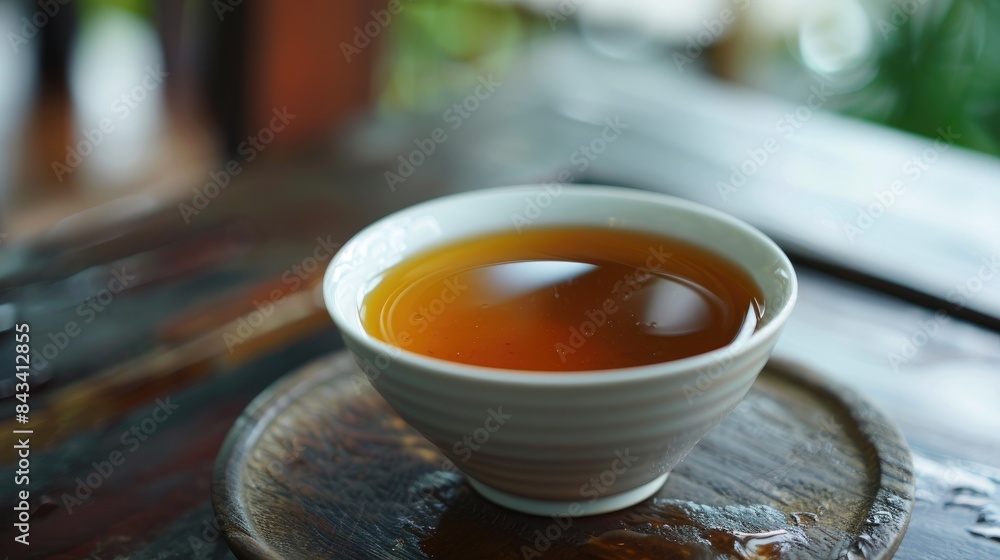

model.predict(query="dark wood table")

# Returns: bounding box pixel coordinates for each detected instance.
[2,37,998,559]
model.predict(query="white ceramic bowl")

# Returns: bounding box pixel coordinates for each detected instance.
[324,185,797,516]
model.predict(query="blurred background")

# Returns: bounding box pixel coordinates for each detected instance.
[3,0,999,215]
[1,0,1000,558]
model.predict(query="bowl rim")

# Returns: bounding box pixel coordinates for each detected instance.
[323,184,797,387]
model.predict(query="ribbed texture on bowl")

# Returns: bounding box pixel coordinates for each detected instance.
[343,328,780,502]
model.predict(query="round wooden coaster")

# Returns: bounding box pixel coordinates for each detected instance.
[213,352,913,559]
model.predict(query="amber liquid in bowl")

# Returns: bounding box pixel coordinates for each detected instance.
[362,227,764,371]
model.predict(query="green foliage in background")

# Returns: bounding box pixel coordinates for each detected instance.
[378,0,1000,158]
[376,0,528,112]
[77,0,152,20]
[848,0,1000,156]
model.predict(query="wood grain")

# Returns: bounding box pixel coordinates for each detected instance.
[213,352,914,560]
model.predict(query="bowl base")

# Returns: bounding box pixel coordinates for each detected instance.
[465,473,669,517]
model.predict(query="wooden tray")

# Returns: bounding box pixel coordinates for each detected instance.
[212,352,914,559]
